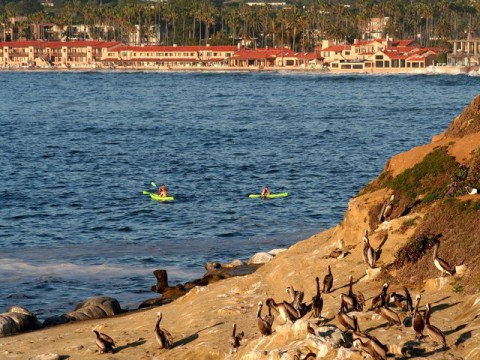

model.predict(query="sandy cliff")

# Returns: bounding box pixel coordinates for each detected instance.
[1,96,480,360]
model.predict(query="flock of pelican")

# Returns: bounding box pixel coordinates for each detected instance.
[91,194,459,358]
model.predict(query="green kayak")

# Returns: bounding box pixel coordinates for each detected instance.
[249,192,288,199]
[143,191,174,202]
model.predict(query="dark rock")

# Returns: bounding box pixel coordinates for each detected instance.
[0,306,40,336]
[42,314,75,327]
[205,261,221,271]
[138,297,174,309]
[43,296,122,328]
[144,264,260,309]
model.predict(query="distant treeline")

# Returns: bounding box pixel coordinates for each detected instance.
[0,0,478,50]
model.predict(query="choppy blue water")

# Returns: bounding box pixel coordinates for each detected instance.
[0,71,478,319]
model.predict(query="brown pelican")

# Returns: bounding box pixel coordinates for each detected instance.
[363,230,376,268]
[266,298,298,324]
[341,275,365,312]
[351,317,387,360]
[412,295,424,339]
[389,287,413,313]
[375,296,401,326]
[404,287,413,314]
[323,265,334,293]
[383,195,395,220]
[337,301,355,331]
[265,302,274,328]
[351,316,370,344]
[433,240,456,276]
[425,303,446,348]
[312,277,323,318]
[369,283,389,311]
[257,301,273,336]
[229,323,244,353]
[154,312,174,349]
[286,285,307,316]
[93,329,115,354]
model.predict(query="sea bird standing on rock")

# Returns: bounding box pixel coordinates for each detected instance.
[351,317,387,360]
[257,301,273,336]
[369,283,389,311]
[379,194,395,222]
[266,298,299,324]
[93,329,115,354]
[154,312,174,349]
[413,295,425,339]
[337,301,355,331]
[425,303,446,348]
[375,295,401,326]
[433,240,456,277]
[389,287,413,313]
[286,285,307,316]
[323,265,334,293]
[341,275,365,312]
[312,277,323,318]
[363,230,376,268]
[229,323,244,353]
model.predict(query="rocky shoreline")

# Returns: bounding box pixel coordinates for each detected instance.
[0,248,285,337]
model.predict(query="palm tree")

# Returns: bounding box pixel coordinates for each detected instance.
[203,1,217,45]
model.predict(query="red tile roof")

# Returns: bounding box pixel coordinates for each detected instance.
[112,45,237,53]
[321,45,351,52]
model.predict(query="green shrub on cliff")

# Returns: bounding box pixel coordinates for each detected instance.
[360,147,461,208]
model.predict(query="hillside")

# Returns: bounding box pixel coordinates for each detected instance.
[1,95,480,360]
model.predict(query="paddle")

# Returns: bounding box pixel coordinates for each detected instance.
[142,182,157,195]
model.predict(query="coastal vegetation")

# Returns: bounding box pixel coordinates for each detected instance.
[1,0,480,51]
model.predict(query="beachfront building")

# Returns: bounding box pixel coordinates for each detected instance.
[0,38,437,71]
[228,48,320,69]
[321,38,437,72]
[448,38,480,66]
[0,41,122,68]
[100,45,238,69]
[372,49,437,69]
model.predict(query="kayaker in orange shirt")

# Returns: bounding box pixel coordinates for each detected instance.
[261,185,270,198]
[158,183,168,197]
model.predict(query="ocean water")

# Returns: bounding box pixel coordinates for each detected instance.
[0,71,478,319]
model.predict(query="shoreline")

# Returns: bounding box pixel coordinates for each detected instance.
[0,64,478,75]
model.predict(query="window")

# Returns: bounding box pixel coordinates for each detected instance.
[345,51,350,55]
[375,55,383,60]
[286,60,294,66]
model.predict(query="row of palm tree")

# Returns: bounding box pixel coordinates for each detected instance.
[1,0,479,50]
